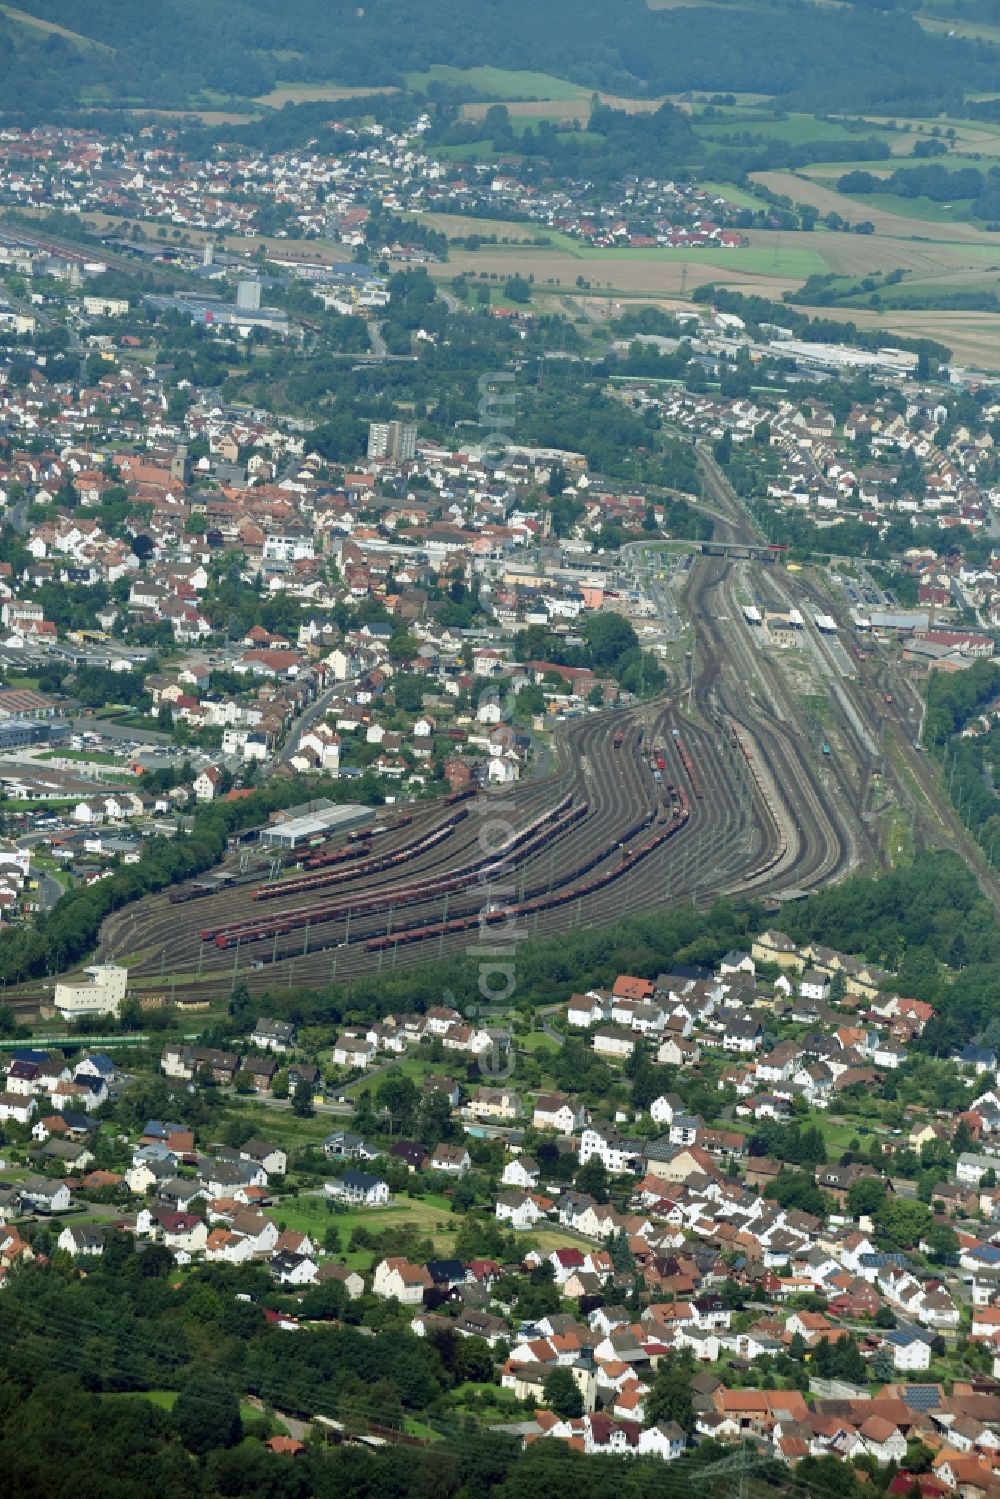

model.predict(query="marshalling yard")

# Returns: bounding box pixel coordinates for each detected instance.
[67,456,947,1009]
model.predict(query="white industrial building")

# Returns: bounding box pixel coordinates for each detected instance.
[53,963,128,1019]
[259,800,374,851]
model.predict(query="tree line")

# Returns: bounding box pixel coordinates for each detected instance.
[838,162,1000,224]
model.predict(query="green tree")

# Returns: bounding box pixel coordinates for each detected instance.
[873,1198,932,1249]
[547,462,567,498]
[574,1156,609,1203]
[377,1074,420,1135]
[907,1438,935,1473]
[644,1350,695,1433]
[581,612,639,668]
[291,1078,315,1117]
[925,1222,959,1263]
[846,1177,887,1218]
[543,1365,584,1419]
[172,1373,241,1456]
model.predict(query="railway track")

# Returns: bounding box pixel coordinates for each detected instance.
[23,453,864,1010]
[681,550,858,899]
[80,697,776,999]
[677,447,863,895]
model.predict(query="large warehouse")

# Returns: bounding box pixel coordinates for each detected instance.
[259,800,374,851]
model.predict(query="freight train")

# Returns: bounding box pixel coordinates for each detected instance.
[671,729,702,799]
[362,788,690,953]
[201,795,582,949]
[253,810,470,903]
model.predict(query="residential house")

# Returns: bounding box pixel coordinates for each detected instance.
[325,1171,390,1207]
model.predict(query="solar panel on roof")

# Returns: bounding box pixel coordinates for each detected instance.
[903,1386,940,1411]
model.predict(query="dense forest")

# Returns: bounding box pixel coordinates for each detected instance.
[1,0,997,116]
[919,660,1000,882]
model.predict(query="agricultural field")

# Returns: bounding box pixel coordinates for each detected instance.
[431,247,814,299]
[404,65,590,100]
[691,110,899,150]
[254,81,399,107]
[0,3,112,51]
[917,11,1000,45]
[850,192,979,225]
[792,303,1000,366]
[856,113,1000,158]
[461,92,677,124]
[749,170,998,243]
[415,94,1000,339]
[461,98,591,124]
[407,210,550,243]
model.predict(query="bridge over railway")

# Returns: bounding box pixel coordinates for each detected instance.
[700,540,786,561]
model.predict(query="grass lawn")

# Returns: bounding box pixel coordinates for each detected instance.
[692,112,896,149]
[841,150,988,176]
[917,13,1000,45]
[885,805,915,869]
[403,1416,443,1441]
[0,3,113,52]
[404,65,588,100]
[555,129,602,148]
[433,142,516,163]
[573,244,830,277]
[102,1390,265,1425]
[372,1054,447,1080]
[816,1115,887,1151]
[800,692,834,727]
[108,714,164,733]
[271,1190,588,1266]
[444,1381,525,1423]
[843,192,977,226]
[3,797,78,811]
[271,1191,459,1248]
[519,1031,560,1054]
[212,1103,332,1152]
[699,180,765,210]
[870,271,1000,304]
[528,1226,594,1253]
[37,749,126,767]
[485,224,829,278]
[103,1389,178,1411]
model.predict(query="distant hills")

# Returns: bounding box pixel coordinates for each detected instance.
[0,0,996,118]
